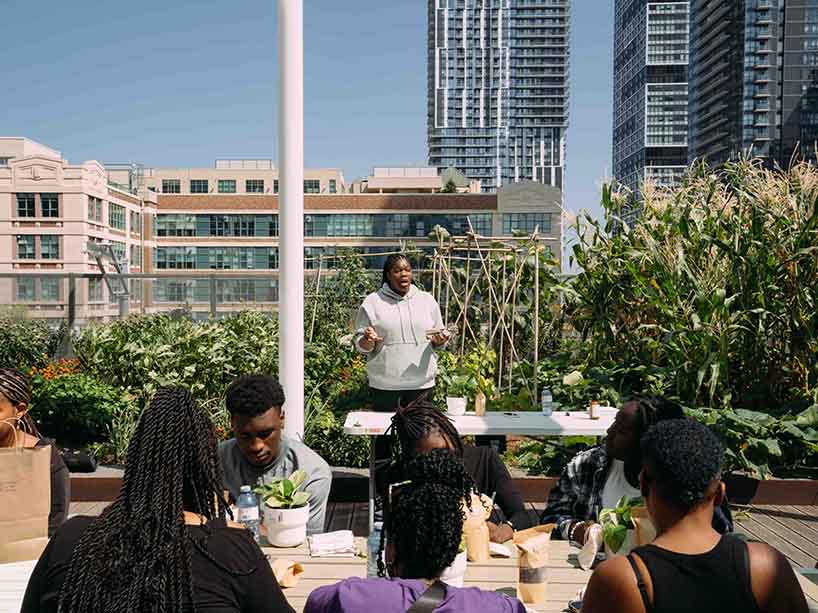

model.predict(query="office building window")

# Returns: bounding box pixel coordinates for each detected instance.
[109,204,126,230]
[329,179,337,194]
[502,213,552,235]
[155,247,196,269]
[130,211,142,236]
[190,179,209,193]
[304,179,321,193]
[246,179,265,193]
[110,241,126,264]
[218,179,236,193]
[273,180,279,194]
[88,278,104,302]
[41,194,59,218]
[0,157,11,166]
[130,244,142,268]
[16,235,35,259]
[16,277,35,301]
[155,214,196,237]
[40,235,60,259]
[88,196,103,222]
[162,179,181,194]
[40,278,60,302]
[16,193,35,217]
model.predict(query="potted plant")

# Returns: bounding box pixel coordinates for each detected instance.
[255,470,311,547]
[599,495,644,557]
[439,533,468,587]
[445,373,473,416]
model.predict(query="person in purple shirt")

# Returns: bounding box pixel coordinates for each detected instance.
[305,450,526,613]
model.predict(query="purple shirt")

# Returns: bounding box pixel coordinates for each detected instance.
[304,577,527,613]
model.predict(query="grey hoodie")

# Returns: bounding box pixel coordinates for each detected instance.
[354,283,445,391]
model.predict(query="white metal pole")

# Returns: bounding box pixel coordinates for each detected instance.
[278,0,305,439]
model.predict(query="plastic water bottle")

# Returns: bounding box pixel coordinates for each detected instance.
[237,485,261,544]
[367,522,384,577]
[541,388,553,416]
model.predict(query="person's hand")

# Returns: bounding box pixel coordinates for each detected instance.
[487,521,514,544]
[364,327,382,343]
[430,330,449,347]
[359,327,382,351]
[571,520,596,546]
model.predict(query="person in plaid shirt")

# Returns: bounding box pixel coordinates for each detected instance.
[542,397,732,561]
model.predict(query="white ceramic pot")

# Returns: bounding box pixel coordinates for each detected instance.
[264,503,310,547]
[446,397,467,416]
[439,551,468,587]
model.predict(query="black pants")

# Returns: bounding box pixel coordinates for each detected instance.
[370,387,435,464]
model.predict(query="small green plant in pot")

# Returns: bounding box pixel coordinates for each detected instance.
[445,372,474,416]
[599,496,644,556]
[255,470,311,547]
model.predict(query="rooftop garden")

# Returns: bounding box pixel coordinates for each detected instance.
[2,159,816,480]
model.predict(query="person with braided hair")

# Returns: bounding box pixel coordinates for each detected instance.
[582,418,807,613]
[377,399,532,543]
[305,449,526,613]
[0,367,69,536]
[22,387,294,613]
[541,397,733,565]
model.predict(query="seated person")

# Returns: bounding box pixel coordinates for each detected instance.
[377,400,532,543]
[541,396,732,559]
[582,418,808,613]
[23,387,294,613]
[305,449,526,613]
[219,374,331,536]
[0,368,69,536]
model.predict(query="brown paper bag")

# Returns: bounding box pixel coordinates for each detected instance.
[514,524,554,605]
[0,444,51,563]
[631,507,656,546]
[463,492,492,562]
[270,558,304,588]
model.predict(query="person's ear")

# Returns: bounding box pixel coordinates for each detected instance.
[713,481,726,507]
[640,468,650,499]
[14,404,29,420]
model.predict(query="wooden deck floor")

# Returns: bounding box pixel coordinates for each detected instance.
[69,501,818,570]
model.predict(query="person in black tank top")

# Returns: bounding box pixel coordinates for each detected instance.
[582,419,807,613]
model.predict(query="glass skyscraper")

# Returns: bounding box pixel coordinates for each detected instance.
[613,1,690,194]
[427,0,571,193]
[689,0,818,167]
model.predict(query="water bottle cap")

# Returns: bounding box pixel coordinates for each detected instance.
[240,485,251,493]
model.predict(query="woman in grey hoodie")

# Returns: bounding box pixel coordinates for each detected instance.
[354,254,449,415]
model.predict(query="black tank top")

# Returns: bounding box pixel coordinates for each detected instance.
[627,535,761,613]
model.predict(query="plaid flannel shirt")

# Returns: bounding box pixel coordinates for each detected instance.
[541,445,734,539]
[541,446,610,540]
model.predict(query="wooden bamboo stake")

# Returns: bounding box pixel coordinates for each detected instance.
[461,233,472,357]
[308,255,324,342]
[533,231,540,406]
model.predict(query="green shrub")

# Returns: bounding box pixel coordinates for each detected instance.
[75,311,279,406]
[304,408,370,468]
[31,373,137,448]
[0,312,63,370]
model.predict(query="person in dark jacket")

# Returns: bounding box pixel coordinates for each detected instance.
[377,400,532,543]
[582,418,807,613]
[0,368,69,536]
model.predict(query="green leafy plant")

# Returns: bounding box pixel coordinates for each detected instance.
[0,311,63,370]
[254,470,310,509]
[31,373,137,448]
[599,495,644,554]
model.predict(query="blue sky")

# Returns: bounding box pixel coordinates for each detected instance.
[0,1,613,221]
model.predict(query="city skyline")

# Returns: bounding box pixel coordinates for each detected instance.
[0,0,613,224]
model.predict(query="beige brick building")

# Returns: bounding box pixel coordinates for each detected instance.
[0,139,562,322]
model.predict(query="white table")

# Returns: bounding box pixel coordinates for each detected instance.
[343,408,616,531]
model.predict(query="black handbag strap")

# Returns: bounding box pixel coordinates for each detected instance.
[406,580,447,613]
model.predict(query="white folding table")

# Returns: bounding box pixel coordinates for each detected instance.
[343,408,617,532]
